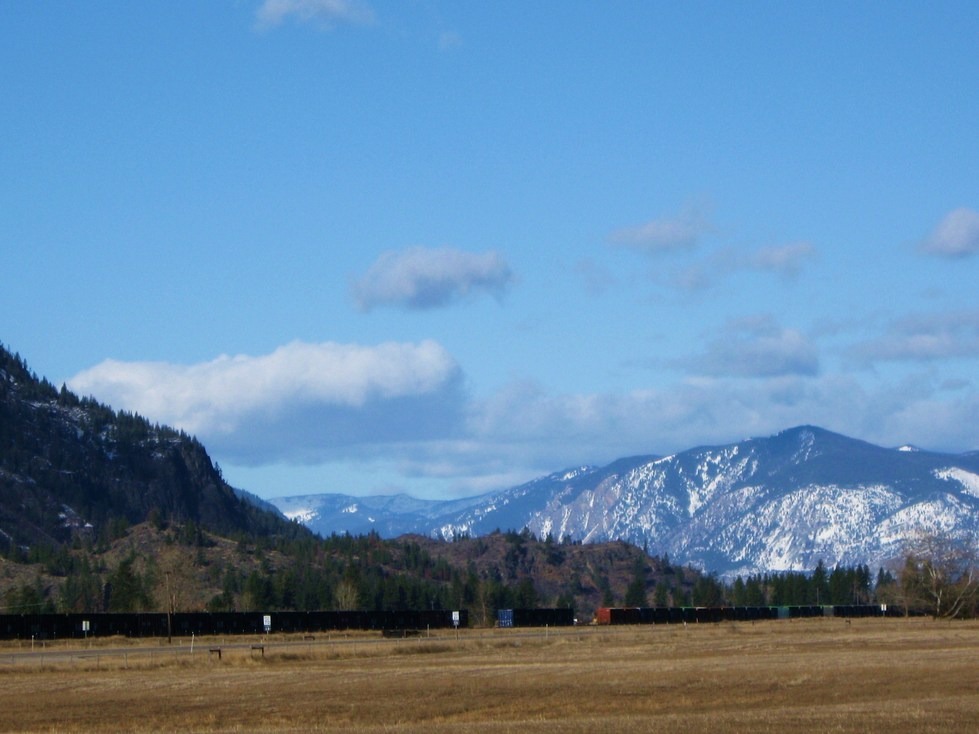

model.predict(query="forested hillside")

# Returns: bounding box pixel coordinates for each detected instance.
[0,343,304,551]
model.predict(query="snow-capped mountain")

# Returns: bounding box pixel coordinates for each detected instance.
[269,426,979,576]
[271,491,492,537]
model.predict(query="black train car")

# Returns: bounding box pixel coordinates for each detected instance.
[692,607,727,623]
[786,605,825,618]
[733,606,779,621]
[498,608,574,628]
[244,609,468,633]
[414,608,468,630]
[0,613,167,640]
[597,606,784,625]
[513,608,574,627]
[833,604,887,618]
[638,607,670,624]
[611,607,643,625]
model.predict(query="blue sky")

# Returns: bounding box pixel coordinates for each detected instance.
[3,1,978,501]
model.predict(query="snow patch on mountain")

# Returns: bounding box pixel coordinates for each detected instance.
[934,467,979,498]
[687,447,755,516]
[792,428,818,463]
[283,507,318,524]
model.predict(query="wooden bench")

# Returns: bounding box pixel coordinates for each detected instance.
[251,644,265,657]
[208,647,221,659]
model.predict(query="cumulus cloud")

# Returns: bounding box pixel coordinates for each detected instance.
[746,242,816,277]
[847,310,979,364]
[676,242,816,291]
[68,340,465,463]
[255,0,374,29]
[464,372,979,480]
[352,247,514,311]
[69,340,979,497]
[300,372,977,493]
[608,205,712,254]
[919,207,979,258]
[676,316,820,378]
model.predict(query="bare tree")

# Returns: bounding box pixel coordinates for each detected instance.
[333,580,359,611]
[899,531,978,619]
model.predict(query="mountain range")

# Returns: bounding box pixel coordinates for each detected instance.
[6,337,978,583]
[271,426,979,577]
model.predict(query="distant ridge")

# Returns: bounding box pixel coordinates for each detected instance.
[273,425,979,576]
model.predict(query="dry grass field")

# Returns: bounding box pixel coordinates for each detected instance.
[1,617,977,733]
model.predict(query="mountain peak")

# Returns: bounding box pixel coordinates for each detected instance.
[274,426,979,576]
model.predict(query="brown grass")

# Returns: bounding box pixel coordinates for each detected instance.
[0,618,976,733]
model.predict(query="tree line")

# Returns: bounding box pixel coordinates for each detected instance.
[2,529,555,626]
[8,525,972,620]
[7,523,975,622]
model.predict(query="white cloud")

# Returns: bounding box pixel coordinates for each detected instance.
[747,241,816,277]
[465,373,979,477]
[352,247,514,311]
[919,208,979,258]
[847,310,979,364]
[68,340,464,463]
[68,340,979,498]
[676,316,820,378]
[676,242,816,290]
[608,205,712,254]
[255,0,374,29]
[608,203,814,290]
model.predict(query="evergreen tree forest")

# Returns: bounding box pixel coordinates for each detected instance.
[3,516,916,625]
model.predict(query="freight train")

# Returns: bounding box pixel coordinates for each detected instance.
[496,607,576,628]
[591,604,898,625]
[0,604,901,640]
[0,608,467,640]
[492,605,896,629]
